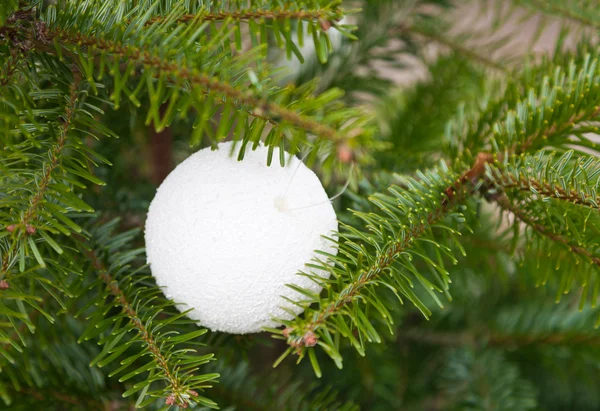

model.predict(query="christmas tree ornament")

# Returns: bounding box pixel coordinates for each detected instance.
[144,141,338,334]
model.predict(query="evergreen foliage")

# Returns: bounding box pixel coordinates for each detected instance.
[2,0,600,409]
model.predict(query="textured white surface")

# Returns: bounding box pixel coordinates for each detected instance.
[145,141,338,334]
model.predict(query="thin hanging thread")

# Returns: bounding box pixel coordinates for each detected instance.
[281,148,313,198]
[279,148,354,211]
[285,164,353,211]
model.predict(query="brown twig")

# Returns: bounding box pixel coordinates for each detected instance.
[145,8,339,26]
[150,105,173,185]
[443,152,496,204]
[21,77,80,227]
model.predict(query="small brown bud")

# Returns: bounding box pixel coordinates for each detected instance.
[188,390,199,397]
[165,394,176,406]
[26,225,36,235]
[0,280,9,290]
[337,145,353,163]
[282,327,293,338]
[6,224,15,233]
[303,331,318,347]
[319,19,332,31]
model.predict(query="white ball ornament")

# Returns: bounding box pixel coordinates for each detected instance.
[144,141,338,334]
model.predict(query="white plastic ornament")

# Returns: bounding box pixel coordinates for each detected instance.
[144,141,338,334]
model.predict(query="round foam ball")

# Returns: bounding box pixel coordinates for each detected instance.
[144,141,338,334]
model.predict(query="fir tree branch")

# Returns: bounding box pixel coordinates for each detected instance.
[495,194,600,267]
[494,174,600,210]
[452,81,600,163]
[514,105,600,154]
[447,99,600,206]
[301,48,600,358]
[145,8,341,25]
[49,29,346,145]
[84,247,195,408]
[76,221,218,409]
[485,150,600,211]
[20,75,80,228]
[1,75,80,281]
[289,188,464,341]
[447,48,600,159]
